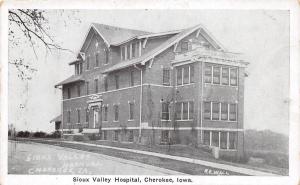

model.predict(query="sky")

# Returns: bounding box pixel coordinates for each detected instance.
[8,9,290,135]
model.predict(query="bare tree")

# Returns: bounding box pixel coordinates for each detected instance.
[8,9,79,80]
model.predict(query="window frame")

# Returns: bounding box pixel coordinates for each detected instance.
[161,102,170,120]
[94,78,99,93]
[115,75,119,89]
[95,52,100,67]
[162,68,170,86]
[129,102,134,120]
[114,105,119,122]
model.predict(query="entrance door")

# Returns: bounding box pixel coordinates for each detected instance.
[93,109,98,128]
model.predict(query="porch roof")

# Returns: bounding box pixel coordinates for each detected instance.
[50,115,62,123]
[54,75,84,88]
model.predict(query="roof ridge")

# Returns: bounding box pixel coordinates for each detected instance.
[91,22,152,34]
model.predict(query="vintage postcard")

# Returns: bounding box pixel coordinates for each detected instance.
[0,0,299,185]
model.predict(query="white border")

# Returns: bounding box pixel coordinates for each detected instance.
[1,1,299,185]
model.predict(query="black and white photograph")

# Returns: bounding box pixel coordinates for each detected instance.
[1,1,299,185]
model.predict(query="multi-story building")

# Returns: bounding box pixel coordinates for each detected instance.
[54,23,248,158]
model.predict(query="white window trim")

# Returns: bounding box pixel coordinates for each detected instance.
[204,101,237,122]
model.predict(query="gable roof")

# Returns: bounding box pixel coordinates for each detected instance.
[91,23,151,46]
[54,75,84,88]
[103,24,222,73]
[50,115,62,123]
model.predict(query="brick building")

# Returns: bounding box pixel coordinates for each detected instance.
[54,23,248,157]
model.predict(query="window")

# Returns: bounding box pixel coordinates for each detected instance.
[130,71,134,86]
[189,101,194,120]
[221,103,228,120]
[161,130,169,142]
[103,106,108,121]
[115,75,119,89]
[183,66,189,84]
[85,108,89,123]
[211,131,219,147]
[204,102,211,120]
[190,64,195,83]
[182,102,188,120]
[86,82,89,95]
[222,67,229,85]
[77,84,81,97]
[104,77,108,91]
[114,130,119,141]
[220,132,227,149]
[105,49,109,64]
[181,41,188,52]
[175,102,181,120]
[86,56,90,70]
[204,65,212,83]
[229,132,237,149]
[176,101,194,120]
[77,109,80,124]
[121,47,126,61]
[162,68,170,86]
[95,53,100,67]
[114,105,119,121]
[127,45,130,60]
[212,102,220,120]
[94,79,98,93]
[103,130,107,140]
[79,63,83,74]
[203,131,210,145]
[161,102,169,120]
[128,130,134,142]
[129,102,134,120]
[177,67,182,85]
[67,88,71,99]
[213,66,221,84]
[229,104,237,121]
[132,43,136,58]
[67,111,71,123]
[230,68,238,86]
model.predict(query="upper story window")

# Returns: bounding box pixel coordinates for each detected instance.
[203,101,237,121]
[86,81,89,95]
[75,63,83,75]
[103,105,108,121]
[115,75,119,89]
[85,108,89,123]
[161,102,170,120]
[67,87,71,99]
[163,68,170,86]
[86,56,90,70]
[67,110,71,123]
[77,84,81,97]
[130,71,135,86]
[104,77,108,91]
[105,49,109,64]
[176,101,194,120]
[95,53,100,67]
[94,79,98,93]
[114,105,119,121]
[77,109,81,123]
[176,63,195,86]
[204,63,238,86]
[181,41,189,52]
[129,102,134,120]
[121,42,140,61]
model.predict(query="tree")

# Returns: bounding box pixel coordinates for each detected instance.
[8,9,78,80]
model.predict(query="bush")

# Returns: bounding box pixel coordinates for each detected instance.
[73,135,85,141]
[33,131,47,138]
[88,133,101,141]
[16,131,30,137]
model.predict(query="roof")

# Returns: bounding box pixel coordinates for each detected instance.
[91,23,151,46]
[54,75,84,88]
[50,115,62,123]
[103,24,206,73]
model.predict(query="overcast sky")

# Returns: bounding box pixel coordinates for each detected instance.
[8,9,289,135]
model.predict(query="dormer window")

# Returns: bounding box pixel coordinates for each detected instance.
[75,62,83,75]
[121,42,140,61]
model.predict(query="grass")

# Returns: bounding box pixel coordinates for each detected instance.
[11,138,288,175]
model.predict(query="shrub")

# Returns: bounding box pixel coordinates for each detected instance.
[16,131,30,137]
[88,133,101,141]
[33,131,46,138]
[73,135,85,141]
